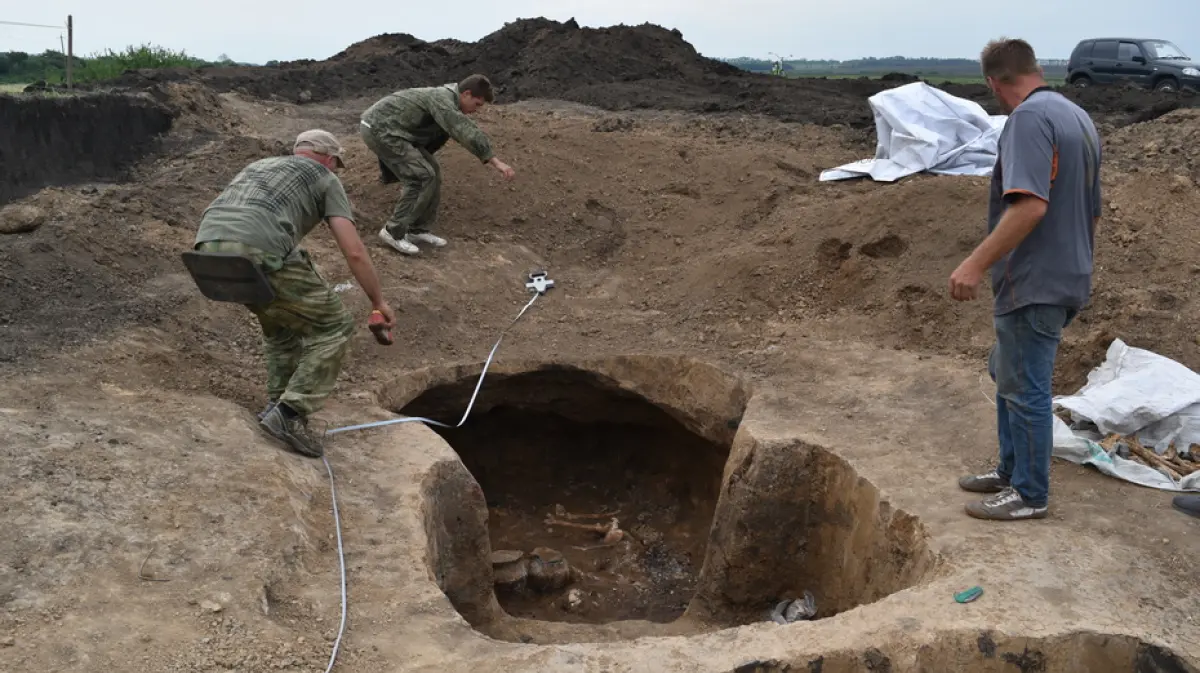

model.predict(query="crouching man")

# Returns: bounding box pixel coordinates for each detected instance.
[360,74,515,256]
[192,129,397,458]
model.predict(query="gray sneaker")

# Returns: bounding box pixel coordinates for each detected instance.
[965,487,1047,521]
[958,469,1010,493]
[259,404,324,458]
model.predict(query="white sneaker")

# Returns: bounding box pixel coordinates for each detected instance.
[406,232,447,248]
[379,227,419,255]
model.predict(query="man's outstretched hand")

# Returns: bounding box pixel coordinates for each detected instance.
[489,157,515,180]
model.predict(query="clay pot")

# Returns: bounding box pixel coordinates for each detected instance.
[526,547,571,593]
[491,550,527,595]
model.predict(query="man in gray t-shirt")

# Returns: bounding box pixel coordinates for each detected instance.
[950,38,1102,521]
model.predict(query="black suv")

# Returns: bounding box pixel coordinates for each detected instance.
[1066,38,1199,92]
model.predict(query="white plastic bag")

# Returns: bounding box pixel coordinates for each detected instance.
[819,82,1007,183]
[1052,339,1200,492]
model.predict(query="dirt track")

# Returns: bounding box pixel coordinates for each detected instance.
[2,19,1199,673]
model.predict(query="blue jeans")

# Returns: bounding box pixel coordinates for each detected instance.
[987,304,1076,508]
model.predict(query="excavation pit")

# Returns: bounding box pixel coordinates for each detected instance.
[400,363,736,625]
[389,358,936,641]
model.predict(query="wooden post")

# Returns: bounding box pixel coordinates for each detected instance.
[66,15,73,88]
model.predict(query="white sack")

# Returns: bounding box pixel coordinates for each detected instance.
[819,82,1008,183]
[1051,339,1200,492]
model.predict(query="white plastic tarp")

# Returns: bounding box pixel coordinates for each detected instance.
[819,82,1008,183]
[1051,339,1200,492]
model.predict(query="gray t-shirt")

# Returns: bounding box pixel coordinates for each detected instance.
[987,89,1102,315]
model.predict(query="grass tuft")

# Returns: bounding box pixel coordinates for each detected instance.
[73,44,207,83]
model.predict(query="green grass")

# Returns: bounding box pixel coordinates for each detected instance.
[0,44,210,87]
[72,44,206,83]
[0,82,28,93]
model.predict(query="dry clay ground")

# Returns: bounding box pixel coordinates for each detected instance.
[1,87,1199,671]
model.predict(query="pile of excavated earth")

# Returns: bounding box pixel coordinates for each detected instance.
[1,18,1198,673]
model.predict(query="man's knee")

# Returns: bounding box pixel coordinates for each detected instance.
[993,345,1052,411]
[992,329,1031,402]
[401,177,438,206]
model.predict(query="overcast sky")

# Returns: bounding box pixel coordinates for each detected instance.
[3,1,1198,64]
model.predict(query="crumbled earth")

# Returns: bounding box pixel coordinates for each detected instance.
[101,18,1199,128]
[2,23,1199,673]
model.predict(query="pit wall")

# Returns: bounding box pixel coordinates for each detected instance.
[378,356,752,447]
[397,356,751,642]
[0,92,174,205]
[687,431,936,627]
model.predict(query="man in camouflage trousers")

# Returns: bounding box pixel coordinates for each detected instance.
[193,129,397,458]
[360,74,516,256]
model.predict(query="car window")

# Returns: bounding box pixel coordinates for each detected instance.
[1093,41,1119,60]
[1118,42,1143,62]
[1073,42,1094,59]
[1144,40,1189,60]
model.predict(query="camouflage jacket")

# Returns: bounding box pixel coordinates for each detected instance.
[361,83,495,163]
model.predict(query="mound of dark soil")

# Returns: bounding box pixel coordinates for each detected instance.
[1061,82,1199,124]
[0,93,174,205]
[105,18,1200,128]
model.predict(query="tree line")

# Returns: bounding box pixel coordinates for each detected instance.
[0,46,238,85]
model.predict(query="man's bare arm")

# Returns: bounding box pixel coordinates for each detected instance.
[967,195,1048,271]
[327,216,394,325]
[948,195,1048,301]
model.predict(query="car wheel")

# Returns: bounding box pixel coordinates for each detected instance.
[1072,75,1092,88]
[1154,78,1179,93]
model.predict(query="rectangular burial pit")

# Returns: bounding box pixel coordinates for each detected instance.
[398,361,934,639]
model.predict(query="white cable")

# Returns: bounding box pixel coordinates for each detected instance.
[327,291,541,435]
[979,372,996,407]
[317,285,548,671]
[321,455,348,673]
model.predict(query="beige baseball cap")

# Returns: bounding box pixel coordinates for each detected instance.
[293,129,345,168]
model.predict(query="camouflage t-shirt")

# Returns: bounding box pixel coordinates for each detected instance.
[195,155,354,259]
[360,83,495,163]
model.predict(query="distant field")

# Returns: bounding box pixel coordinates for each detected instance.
[786,72,1071,86]
[724,57,1070,86]
[789,72,989,84]
[0,83,29,93]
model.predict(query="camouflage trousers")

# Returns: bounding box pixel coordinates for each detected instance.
[360,124,442,238]
[195,241,355,417]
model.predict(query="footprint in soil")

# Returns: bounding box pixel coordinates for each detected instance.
[896,284,928,302]
[859,234,908,259]
[817,238,853,269]
[1150,289,1181,311]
